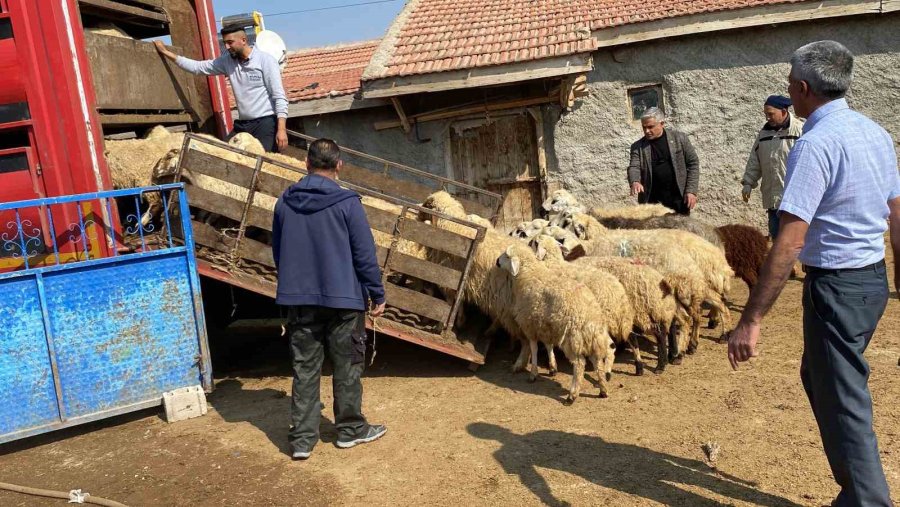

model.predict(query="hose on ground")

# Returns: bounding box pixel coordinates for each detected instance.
[0,481,129,507]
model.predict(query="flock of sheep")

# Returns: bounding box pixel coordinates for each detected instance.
[104,126,771,405]
[417,190,769,404]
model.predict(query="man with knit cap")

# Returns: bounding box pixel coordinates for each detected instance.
[741,95,805,239]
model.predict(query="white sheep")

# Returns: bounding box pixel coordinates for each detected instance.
[526,235,642,376]
[497,242,611,403]
[560,211,733,350]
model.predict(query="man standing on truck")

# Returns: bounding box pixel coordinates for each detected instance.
[272,138,387,460]
[153,25,288,152]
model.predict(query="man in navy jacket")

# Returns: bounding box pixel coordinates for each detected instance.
[272,138,386,460]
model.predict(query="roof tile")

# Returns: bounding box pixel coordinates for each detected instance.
[366,0,808,79]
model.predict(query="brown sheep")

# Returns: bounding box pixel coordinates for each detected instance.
[714,224,769,291]
[594,214,723,251]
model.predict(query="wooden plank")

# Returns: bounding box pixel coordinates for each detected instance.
[238,236,276,267]
[99,113,194,125]
[191,219,234,256]
[246,206,275,231]
[387,251,462,290]
[390,97,411,133]
[184,184,246,223]
[361,53,594,99]
[340,163,495,219]
[398,218,472,258]
[384,283,451,323]
[255,171,296,199]
[593,0,881,48]
[84,34,195,111]
[192,219,278,268]
[362,204,399,235]
[374,95,556,130]
[287,95,389,118]
[182,149,256,188]
[79,0,168,21]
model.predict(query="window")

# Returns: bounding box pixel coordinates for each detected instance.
[628,85,663,121]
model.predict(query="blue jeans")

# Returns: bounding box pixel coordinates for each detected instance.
[767,209,780,240]
[801,261,892,506]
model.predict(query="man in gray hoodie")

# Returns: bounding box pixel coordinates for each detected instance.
[154,25,288,152]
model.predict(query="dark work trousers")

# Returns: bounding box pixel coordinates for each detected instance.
[287,305,368,454]
[228,114,277,152]
[767,209,781,240]
[801,260,892,507]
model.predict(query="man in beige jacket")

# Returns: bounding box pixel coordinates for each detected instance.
[741,95,805,239]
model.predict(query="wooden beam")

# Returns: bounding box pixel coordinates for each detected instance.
[99,113,194,125]
[286,95,389,118]
[374,95,557,131]
[593,0,882,49]
[78,0,168,22]
[361,53,594,99]
[390,97,411,133]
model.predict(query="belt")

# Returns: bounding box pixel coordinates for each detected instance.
[802,259,885,275]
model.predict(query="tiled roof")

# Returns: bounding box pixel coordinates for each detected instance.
[228,40,379,108]
[363,0,807,80]
[283,40,380,101]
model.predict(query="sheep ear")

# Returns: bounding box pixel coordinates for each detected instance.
[541,196,554,211]
[510,256,521,277]
[535,244,547,261]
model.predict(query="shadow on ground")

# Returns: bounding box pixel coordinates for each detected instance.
[468,422,803,507]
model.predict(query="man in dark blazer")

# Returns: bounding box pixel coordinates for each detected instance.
[627,107,700,215]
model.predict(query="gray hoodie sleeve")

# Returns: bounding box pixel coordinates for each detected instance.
[175,54,228,76]
[260,54,288,119]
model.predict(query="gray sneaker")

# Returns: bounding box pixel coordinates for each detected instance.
[336,424,387,449]
[291,449,312,460]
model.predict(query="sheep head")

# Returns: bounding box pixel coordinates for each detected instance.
[420,191,466,220]
[527,234,563,262]
[496,245,522,277]
[541,189,580,214]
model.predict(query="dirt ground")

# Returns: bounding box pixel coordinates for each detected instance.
[1,253,898,507]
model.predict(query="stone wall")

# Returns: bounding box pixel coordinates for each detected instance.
[548,14,900,228]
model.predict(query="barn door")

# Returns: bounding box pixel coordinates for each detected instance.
[449,113,542,231]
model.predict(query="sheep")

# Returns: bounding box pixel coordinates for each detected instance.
[526,235,641,375]
[559,210,733,347]
[510,218,550,239]
[360,196,427,261]
[714,224,768,291]
[590,203,673,221]
[596,214,724,251]
[541,189,585,222]
[419,192,526,358]
[497,242,611,403]
[569,252,689,373]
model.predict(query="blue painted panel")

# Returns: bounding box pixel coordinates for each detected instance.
[0,277,59,434]
[43,254,202,418]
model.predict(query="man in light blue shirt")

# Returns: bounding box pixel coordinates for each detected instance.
[728,41,899,507]
[154,25,288,152]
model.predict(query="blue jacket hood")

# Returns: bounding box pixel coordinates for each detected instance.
[282,173,359,214]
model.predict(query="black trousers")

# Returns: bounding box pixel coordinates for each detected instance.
[801,260,892,506]
[228,115,277,152]
[287,306,368,454]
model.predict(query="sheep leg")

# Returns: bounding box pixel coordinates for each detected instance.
[591,351,610,399]
[511,339,529,373]
[707,306,720,329]
[627,334,645,376]
[687,298,703,355]
[546,344,558,376]
[565,356,585,404]
[707,294,733,343]
[654,324,669,373]
[527,339,539,383]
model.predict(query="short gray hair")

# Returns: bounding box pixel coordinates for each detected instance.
[790,40,853,100]
[640,107,667,123]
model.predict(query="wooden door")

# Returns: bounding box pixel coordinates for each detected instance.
[449,113,542,231]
